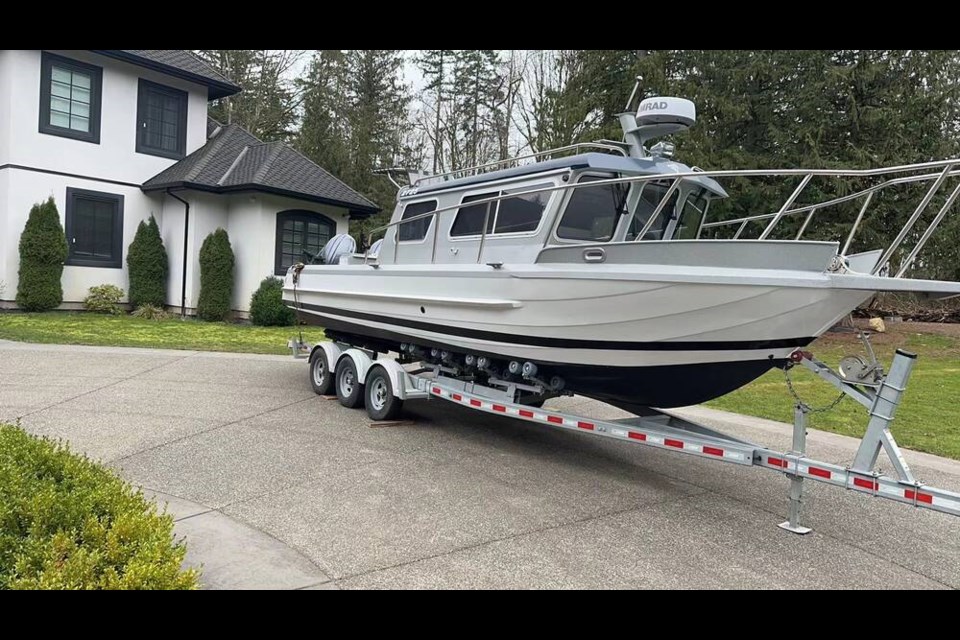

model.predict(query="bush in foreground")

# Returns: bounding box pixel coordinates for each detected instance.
[83,284,124,315]
[127,216,168,308]
[197,228,234,322]
[0,423,199,590]
[249,277,295,326]
[16,198,68,312]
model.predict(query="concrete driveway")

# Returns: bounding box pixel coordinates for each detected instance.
[2,339,959,589]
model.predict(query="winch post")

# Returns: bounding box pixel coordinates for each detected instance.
[850,349,917,482]
[779,404,813,535]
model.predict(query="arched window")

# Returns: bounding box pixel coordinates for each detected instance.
[275,210,335,275]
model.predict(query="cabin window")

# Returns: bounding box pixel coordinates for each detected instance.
[626,180,680,241]
[450,192,498,237]
[674,188,710,240]
[398,200,437,241]
[275,210,335,275]
[65,188,124,268]
[39,52,102,144]
[495,183,551,234]
[556,176,622,242]
[136,79,188,159]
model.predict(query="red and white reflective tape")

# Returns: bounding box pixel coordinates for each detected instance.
[430,386,747,462]
[763,453,960,514]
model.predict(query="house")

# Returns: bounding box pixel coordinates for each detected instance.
[0,50,378,314]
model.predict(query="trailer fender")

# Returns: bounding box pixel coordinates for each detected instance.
[310,342,343,368]
[367,359,413,400]
[338,348,374,384]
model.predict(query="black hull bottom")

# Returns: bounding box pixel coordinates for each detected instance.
[302,311,782,409]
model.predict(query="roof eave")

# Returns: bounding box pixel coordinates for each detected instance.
[144,181,380,217]
[90,50,242,100]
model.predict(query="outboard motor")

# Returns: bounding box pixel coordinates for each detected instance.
[367,238,384,258]
[318,233,356,265]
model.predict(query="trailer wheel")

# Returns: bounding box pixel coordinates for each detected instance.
[335,357,364,408]
[309,349,334,395]
[365,366,403,421]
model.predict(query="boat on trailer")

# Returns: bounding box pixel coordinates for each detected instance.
[283,84,960,413]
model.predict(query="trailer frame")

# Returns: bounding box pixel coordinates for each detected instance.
[289,337,960,531]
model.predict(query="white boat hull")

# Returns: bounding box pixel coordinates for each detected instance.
[284,256,888,408]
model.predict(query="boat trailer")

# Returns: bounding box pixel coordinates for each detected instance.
[290,338,960,533]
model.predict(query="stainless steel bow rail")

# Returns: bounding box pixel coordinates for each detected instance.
[292,339,960,533]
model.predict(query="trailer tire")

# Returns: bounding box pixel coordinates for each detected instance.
[335,357,364,408]
[309,349,334,395]
[365,366,403,421]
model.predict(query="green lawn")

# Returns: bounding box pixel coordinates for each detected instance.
[708,330,960,459]
[2,311,958,459]
[0,312,325,355]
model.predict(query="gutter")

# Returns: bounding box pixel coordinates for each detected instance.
[166,189,191,319]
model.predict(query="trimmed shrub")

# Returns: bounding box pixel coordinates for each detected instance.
[127,216,168,308]
[0,422,199,589]
[196,228,234,322]
[131,304,170,321]
[16,197,68,312]
[83,284,124,315]
[249,277,296,326]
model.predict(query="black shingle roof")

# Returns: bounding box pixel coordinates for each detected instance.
[90,50,242,99]
[142,125,379,215]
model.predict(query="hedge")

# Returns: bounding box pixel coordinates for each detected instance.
[249,277,296,326]
[16,198,68,312]
[127,216,168,308]
[0,423,199,590]
[196,228,234,321]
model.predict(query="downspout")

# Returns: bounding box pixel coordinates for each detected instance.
[166,189,190,319]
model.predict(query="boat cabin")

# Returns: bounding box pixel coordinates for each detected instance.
[373,153,728,265]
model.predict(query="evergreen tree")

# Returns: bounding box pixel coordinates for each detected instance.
[126,216,168,308]
[196,228,234,321]
[452,50,500,167]
[296,50,350,177]
[196,50,305,141]
[416,50,453,173]
[16,197,68,312]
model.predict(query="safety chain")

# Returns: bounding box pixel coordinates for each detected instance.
[292,263,306,346]
[782,363,846,414]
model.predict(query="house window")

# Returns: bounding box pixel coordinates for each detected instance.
[39,52,102,143]
[65,188,124,268]
[275,211,335,275]
[136,79,188,159]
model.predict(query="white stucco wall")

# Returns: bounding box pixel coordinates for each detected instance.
[0,49,210,306]
[0,49,361,314]
[0,168,164,304]
[0,52,13,165]
[0,50,207,183]
[158,191,351,314]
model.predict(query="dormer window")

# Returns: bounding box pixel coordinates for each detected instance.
[38,52,102,144]
[136,79,187,159]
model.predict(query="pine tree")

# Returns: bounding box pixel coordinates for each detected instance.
[16,197,68,312]
[196,228,234,321]
[126,216,168,308]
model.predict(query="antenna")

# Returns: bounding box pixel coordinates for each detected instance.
[624,75,643,112]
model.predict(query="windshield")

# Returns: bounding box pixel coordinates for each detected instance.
[556,175,628,242]
[674,188,709,240]
[625,180,679,241]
